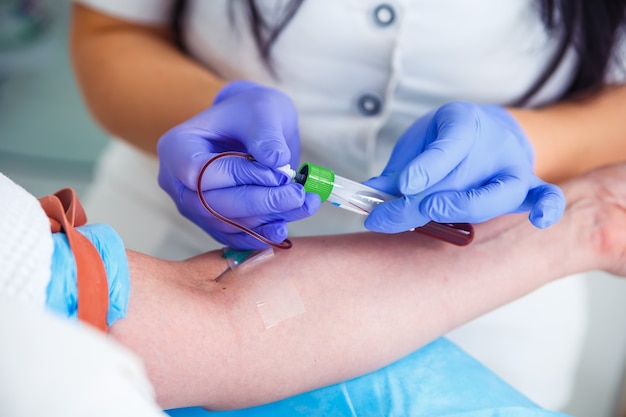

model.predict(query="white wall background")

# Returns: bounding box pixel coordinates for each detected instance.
[1,1,626,416]
[0,0,108,198]
[562,272,626,417]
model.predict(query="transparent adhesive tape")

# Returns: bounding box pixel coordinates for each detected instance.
[254,274,306,329]
[221,247,306,329]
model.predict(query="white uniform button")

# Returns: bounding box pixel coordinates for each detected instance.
[373,4,395,26]
[357,93,382,116]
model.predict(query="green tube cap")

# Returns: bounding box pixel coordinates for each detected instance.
[297,162,335,202]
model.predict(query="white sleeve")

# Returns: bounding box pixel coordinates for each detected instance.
[0,171,166,416]
[72,0,177,26]
[0,297,167,417]
[0,172,52,309]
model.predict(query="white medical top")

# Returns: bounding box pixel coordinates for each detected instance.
[75,0,624,180]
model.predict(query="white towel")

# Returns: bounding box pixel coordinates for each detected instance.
[0,172,165,416]
[0,171,53,308]
[0,296,165,417]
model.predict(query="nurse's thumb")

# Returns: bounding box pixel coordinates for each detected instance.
[246,130,293,168]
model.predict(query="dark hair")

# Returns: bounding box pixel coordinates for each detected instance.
[518,0,626,103]
[174,0,626,103]
[172,0,188,52]
[239,0,304,74]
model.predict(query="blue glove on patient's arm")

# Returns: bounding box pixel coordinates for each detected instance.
[46,223,130,326]
[157,80,320,250]
[364,102,565,233]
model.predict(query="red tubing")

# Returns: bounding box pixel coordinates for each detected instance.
[413,222,474,246]
[196,152,293,250]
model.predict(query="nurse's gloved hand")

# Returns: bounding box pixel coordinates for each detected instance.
[364,102,565,233]
[158,80,319,250]
[46,223,130,327]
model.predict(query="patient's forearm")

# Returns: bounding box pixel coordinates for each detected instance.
[110,210,589,410]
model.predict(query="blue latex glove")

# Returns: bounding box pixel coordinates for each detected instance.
[165,338,571,417]
[158,80,320,250]
[364,102,566,233]
[46,223,130,326]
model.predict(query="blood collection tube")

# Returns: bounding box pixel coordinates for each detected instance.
[287,162,474,246]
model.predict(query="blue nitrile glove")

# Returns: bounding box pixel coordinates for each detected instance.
[158,80,319,250]
[165,338,571,417]
[364,102,565,233]
[46,223,130,326]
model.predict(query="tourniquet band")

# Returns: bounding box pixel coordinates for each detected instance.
[39,188,109,332]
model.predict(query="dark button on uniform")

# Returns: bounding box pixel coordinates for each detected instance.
[373,4,395,26]
[357,93,382,116]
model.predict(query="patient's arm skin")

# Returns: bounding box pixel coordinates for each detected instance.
[110,163,626,411]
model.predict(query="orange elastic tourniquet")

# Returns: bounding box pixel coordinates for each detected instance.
[38,188,109,332]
